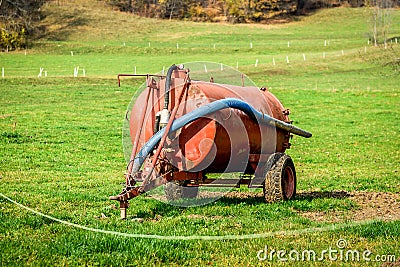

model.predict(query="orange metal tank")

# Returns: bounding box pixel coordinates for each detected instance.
[129,75,291,175]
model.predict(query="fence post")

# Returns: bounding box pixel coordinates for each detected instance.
[38,67,44,78]
[74,66,79,77]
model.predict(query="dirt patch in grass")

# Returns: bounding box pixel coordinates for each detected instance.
[223,190,400,223]
[143,190,400,223]
[296,191,400,223]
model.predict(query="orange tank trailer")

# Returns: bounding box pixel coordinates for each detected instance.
[111,64,312,219]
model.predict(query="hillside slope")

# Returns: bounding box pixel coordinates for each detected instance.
[38,0,383,46]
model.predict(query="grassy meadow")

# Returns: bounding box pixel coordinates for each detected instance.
[1,1,399,266]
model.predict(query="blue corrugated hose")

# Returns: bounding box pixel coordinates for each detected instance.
[130,98,312,173]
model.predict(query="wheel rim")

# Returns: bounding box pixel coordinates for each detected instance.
[283,166,295,199]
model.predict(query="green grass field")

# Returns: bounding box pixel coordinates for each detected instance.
[1,1,400,266]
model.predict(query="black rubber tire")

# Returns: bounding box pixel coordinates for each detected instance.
[165,181,199,201]
[263,153,296,203]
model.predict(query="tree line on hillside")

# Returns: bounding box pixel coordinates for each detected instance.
[104,0,398,22]
[106,0,295,22]
[1,0,398,51]
[0,0,46,51]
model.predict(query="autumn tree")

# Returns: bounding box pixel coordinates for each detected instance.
[0,0,46,51]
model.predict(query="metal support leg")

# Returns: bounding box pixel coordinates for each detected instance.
[120,201,129,220]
